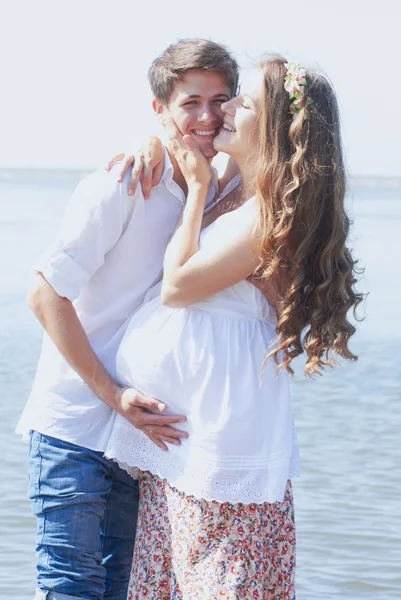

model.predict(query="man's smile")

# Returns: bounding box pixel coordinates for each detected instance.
[191,128,219,138]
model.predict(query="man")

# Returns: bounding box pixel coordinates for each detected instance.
[16,38,239,600]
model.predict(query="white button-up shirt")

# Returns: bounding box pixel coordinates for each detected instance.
[16,149,220,451]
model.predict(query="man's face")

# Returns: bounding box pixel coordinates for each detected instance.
[154,69,231,159]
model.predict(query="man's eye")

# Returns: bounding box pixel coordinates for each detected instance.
[214,99,225,104]
[183,101,197,106]
[241,103,250,109]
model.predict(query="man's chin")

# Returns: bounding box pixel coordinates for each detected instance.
[196,143,218,160]
[189,136,219,160]
[201,148,218,160]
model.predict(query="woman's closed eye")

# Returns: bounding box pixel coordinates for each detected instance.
[239,95,251,109]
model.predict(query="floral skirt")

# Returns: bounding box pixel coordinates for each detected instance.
[127,471,296,600]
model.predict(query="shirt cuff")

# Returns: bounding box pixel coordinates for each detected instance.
[34,251,91,302]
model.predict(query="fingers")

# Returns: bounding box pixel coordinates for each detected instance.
[162,436,182,445]
[132,412,188,437]
[128,156,144,196]
[151,160,164,187]
[182,134,197,151]
[124,388,189,419]
[122,387,166,412]
[117,155,135,184]
[147,433,168,452]
[163,115,184,148]
[150,424,188,439]
[144,424,189,451]
[139,413,188,428]
[163,116,202,163]
[135,393,167,413]
[147,429,183,444]
[141,164,153,200]
[104,153,125,171]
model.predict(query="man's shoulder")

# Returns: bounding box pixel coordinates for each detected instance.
[68,165,143,218]
[76,165,127,198]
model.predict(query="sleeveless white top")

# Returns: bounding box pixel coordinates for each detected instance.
[105,200,300,504]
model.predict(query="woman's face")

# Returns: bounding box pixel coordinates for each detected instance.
[213,68,263,160]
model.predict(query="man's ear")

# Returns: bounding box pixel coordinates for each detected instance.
[152,99,165,123]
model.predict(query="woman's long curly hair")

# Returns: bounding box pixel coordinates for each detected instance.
[251,55,363,375]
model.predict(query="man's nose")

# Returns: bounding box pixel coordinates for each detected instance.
[198,103,218,122]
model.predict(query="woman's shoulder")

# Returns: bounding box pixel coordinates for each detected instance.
[200,197,259,256]
[221,196,258,233]
[206,195,258,232]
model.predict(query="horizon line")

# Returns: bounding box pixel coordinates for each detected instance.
[1,165,401,183]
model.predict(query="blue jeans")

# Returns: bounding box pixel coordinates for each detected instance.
[28,431,139,600]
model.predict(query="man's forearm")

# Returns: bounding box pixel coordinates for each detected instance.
[28,275,121,409]
[28,275,189,451]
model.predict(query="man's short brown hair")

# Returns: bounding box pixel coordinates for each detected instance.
[148,38,239,103]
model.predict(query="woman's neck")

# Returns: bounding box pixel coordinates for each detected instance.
[236,157,255,199]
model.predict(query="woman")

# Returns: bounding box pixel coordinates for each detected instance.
[106,56,362,599]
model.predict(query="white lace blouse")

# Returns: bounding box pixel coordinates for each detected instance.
[105,199,300,504]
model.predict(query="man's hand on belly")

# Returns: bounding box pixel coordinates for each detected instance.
[116,387,188,452]
[28,275,187,452]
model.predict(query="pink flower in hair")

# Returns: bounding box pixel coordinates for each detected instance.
[284,61,311,118]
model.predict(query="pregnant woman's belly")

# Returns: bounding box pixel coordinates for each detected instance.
[116,294,291,456]
[107,293,298,504]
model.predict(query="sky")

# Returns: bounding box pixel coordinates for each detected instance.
[1,0,399,177]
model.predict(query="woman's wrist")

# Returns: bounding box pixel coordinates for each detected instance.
[187,175,211,189]
[188,183,210,194]
[185,181,210,205]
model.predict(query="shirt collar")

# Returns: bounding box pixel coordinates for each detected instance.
[161,144,219,208]
[161,146,175,185]
[161,147,185,205]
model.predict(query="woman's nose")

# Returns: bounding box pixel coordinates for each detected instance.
[221,99,235,116]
